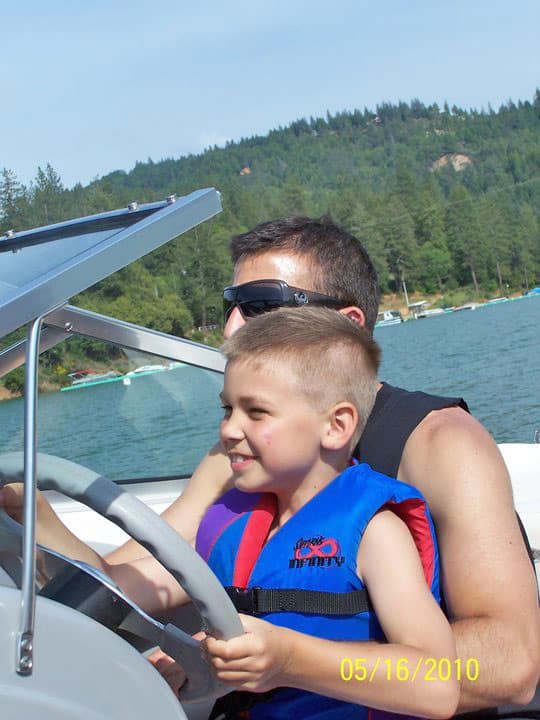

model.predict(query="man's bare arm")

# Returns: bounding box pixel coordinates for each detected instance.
[105,442,234,564]
[0,484,188,613]
[0,482,106,568]
[399,407,540,711]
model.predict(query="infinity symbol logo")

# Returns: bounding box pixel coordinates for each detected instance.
[294,538,339,559]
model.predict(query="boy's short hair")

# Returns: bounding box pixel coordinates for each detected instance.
[221,306,381,447]
[230,216,381,335]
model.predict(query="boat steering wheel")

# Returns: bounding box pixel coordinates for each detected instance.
[0,452,243,703]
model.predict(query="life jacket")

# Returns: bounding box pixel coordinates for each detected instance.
[197,462,440,720]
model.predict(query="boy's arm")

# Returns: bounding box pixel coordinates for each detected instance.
[105,443,233,563]
[206,510,459,720]
[399,407,540,710]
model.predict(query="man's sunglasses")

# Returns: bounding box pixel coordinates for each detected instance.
[223,279,342,323]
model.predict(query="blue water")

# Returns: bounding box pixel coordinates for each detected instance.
[374,296,540,443]
[0,295,538,480]
[0,365,225,480]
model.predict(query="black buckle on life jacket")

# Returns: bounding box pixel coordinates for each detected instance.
[225,586,261,615]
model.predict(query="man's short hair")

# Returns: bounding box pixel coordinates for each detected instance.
[230,216,381,335]
[221,306,381,447]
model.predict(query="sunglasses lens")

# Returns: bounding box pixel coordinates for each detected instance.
[239,299,284,318]
[223,282,286,322]
[223,300,235,322]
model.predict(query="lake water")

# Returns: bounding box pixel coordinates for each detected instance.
[375,295,539,443]
[0,295,538,480]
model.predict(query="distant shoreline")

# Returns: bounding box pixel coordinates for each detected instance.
[0,386,17,402]
[378,289,529,317]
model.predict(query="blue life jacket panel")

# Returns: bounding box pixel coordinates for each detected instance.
[196,463,440,720]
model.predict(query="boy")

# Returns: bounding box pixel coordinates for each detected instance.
[160,306,458,719]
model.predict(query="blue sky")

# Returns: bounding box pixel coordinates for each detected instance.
[2,0,538,188]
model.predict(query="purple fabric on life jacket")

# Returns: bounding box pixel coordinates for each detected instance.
[196,488,260,562]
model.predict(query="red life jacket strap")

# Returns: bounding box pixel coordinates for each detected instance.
[232,493,277,588]
[385,497,435,588]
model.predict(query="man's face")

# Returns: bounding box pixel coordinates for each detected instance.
[223,252,316,338]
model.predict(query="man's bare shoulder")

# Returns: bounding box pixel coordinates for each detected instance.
[397,400,537,618]
[397,404,513,513]
[408,403,483,442]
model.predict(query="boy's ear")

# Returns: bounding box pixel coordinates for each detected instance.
[321,402,358,451]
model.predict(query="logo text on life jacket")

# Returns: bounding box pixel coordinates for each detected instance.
[289,536,345,568]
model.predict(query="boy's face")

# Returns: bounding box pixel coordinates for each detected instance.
[219,359,327,495]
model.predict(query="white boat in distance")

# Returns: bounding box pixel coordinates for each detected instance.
[454,302,480,311]
[375,309,403,327]
[415,308,454,319]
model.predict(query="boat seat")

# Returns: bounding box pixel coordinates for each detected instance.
[498,443,540,551]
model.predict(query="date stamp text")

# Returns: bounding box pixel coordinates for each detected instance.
[340,657,479,683]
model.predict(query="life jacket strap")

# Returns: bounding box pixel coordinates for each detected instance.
[225,586,373,616]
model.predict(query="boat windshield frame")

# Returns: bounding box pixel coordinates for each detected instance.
[0,188,222,340]
[0,305,225,380]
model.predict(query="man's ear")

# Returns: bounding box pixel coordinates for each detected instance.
[338,306,366,329]
[321,402,358,451]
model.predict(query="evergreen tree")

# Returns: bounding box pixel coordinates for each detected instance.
[349,201,390,292]
[174,222,233,328]
[279,177,312,216]
[478,195,514,294]
[512,203,539,290]
[375,196,418,295]
[0,168,29,232]
[31,163,66,225]
[445,185,488,293]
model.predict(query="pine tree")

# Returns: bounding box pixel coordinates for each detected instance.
[512,203,539,290]
[375,196,418,295]
[175,222,233,328]
[349,201,390,292]
[445,185,488,293]
[31,163,65,224]
[0,168,29,232]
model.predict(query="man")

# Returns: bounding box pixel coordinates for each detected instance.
[108,216,539,712]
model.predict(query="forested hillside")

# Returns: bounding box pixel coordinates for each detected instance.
[1,94,539,381]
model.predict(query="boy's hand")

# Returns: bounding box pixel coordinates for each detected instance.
[147,648,187,697]
[204,614,289,693]
[147,629,207,696]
